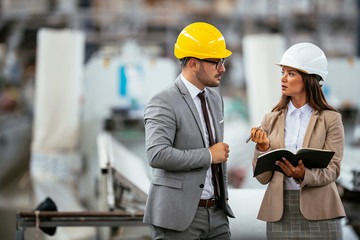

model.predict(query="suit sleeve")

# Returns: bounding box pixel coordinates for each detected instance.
[144,93,211,172]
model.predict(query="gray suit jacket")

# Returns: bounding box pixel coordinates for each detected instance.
[143,76,234,231]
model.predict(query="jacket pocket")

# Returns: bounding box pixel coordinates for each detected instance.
[152,176,183,189]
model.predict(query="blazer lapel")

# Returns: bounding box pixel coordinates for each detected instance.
[175,77,207,146]
[270,109,287,149]
[278,110,286,148]
[302,109,319,148]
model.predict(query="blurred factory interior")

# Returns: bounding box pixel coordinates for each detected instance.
[1,0,360,239]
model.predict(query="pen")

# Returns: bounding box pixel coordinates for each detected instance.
[245,125,261,143]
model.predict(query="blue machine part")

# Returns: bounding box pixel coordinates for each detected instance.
[119,65,127,97]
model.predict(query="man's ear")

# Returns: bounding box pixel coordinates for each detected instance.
[188,58,199,71]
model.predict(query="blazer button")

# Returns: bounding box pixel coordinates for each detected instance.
[199,184,204,188]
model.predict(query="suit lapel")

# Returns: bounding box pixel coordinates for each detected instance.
[270,109,287,149]
[175,78,207,146]
[302,109,319,147]
[278,110,286,148]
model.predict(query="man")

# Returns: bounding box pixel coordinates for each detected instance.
[143,22,234,240]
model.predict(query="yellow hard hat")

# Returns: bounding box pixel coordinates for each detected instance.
[174,22,232,59]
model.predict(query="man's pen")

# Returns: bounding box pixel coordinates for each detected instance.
[245,125,261,143]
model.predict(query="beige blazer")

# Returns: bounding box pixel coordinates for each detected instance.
[252,108,346,222]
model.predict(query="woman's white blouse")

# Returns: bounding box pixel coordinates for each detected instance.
[284,100,313,190]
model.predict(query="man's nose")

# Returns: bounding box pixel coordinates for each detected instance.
[218,63,226,72]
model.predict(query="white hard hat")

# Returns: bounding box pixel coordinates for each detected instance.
[276,42,328,81]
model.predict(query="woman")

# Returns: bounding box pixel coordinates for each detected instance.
[250,42,345,239]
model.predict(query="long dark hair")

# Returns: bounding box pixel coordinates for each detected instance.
[272,71,338,112]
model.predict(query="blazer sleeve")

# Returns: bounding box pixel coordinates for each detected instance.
[301,112,344,187]
[144,91,211,172]
[252,113,274,184]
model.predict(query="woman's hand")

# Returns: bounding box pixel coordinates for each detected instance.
[250,127,270,152]
[276,158,305,180]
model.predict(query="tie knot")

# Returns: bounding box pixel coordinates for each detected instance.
[198,91,206,101]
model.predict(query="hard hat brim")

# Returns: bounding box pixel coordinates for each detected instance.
[175,44,232,59]
[275,62,309,74]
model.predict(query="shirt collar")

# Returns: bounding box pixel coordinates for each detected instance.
[180,74,205,100]
[287,100,313,117]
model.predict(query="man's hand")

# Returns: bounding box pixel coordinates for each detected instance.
[276,158,305,180]
[209,142,229,164]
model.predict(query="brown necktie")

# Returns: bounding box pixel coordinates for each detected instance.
[198,91,221,198]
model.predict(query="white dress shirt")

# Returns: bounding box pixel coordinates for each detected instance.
[284,100,313,190]
[181,74,215,199]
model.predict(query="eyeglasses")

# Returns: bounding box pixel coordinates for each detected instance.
[196,58,226,70]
